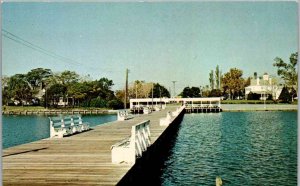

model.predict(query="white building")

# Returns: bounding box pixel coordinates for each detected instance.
[245,73,283,100]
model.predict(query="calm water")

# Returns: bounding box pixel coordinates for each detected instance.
[2,114,117,149]
[161,112,297,185]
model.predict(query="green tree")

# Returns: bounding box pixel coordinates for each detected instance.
[26,68,52,89]
[106,99,123,109]
[2,76,12,105]
[67,82,90,107]
[221,68,245,100]
[209,70,214,90]
[47,84,67,107]
[57,70,80,85]
[179,86,200,98]
[209,89,222,97]
[97,78,114,100]
[7,74,33,105]
[148,83,170,98]
[90,97,107,108]
[273,52,298,88]
[215,65,220,89]
[278,86,292,103]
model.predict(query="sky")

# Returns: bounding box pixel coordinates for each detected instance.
[2,2,298,94]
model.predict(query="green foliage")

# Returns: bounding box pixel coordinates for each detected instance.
[278,86,292,103]
[90,98,107,108]
[180,86,200,98]
[215,65,220,89]
[222,100,275,104]
[209,70,214,89]
[209,89,222,97]
[57,70,80,84]
[6,74,33,105]
[273,52,298,87]
[106,99,123,109]
[247,92,260,100]
[47,84,67,105]
[26,68,52,88]
[68,82,89,100]
[221,68,245,99]
[148,83,170,98]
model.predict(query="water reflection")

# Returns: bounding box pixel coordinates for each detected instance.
[2,114,117,149]
[161,112,297,185]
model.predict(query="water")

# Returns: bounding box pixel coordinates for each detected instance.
[161,112,297,185]
[2,114,117,149]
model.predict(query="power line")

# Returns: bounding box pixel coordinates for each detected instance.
[2,29,120,73]
[2,29,83,66]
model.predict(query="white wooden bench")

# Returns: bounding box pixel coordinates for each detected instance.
[154,106,161,111]
[111,120,151,164]
[49,115,90,138]
[117,110,134,121]
[143,107,152,114]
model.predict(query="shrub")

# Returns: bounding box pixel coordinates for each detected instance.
[278,86,291,103]
[247,92,260,100]
[106,99,123,109]
[90,98,107,108]
[209,89,222,97]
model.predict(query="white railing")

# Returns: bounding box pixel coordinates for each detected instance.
[49,115,90,138]
[117,110,134,121]
[111,120,151,164]
[160,111,172,126]
[160,106,185,126]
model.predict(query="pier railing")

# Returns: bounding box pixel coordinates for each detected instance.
[160,106,185,126]
[111,120,151,164]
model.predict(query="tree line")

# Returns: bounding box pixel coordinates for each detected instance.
[2,68,171,109]
[179,52,298,102]
[2,68,124,109]
[3,52,297,107]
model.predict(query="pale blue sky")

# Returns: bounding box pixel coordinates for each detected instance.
[2,2,298,92]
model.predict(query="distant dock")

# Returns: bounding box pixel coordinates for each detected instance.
[130,97,222,114]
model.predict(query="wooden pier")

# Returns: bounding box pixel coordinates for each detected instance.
[2,106,184,185]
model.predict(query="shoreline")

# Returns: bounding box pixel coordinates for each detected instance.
[221,104,297,112]
[2,104,297,115]
[2,109,118,115]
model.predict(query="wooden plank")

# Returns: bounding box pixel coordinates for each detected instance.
[3,106,181,185]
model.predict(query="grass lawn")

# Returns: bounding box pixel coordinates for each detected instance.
[2,106,112,112]
[221,100,298,104]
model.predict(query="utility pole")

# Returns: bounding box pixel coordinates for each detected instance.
[135,81,138,99]
[151,83,154,110]
[159,87,162,108]
[124,69,129,109]
[172,81,177,98]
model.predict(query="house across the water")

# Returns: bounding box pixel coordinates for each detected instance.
[245,73,283,100]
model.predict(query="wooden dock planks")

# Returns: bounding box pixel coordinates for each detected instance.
[3,106,179,185]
